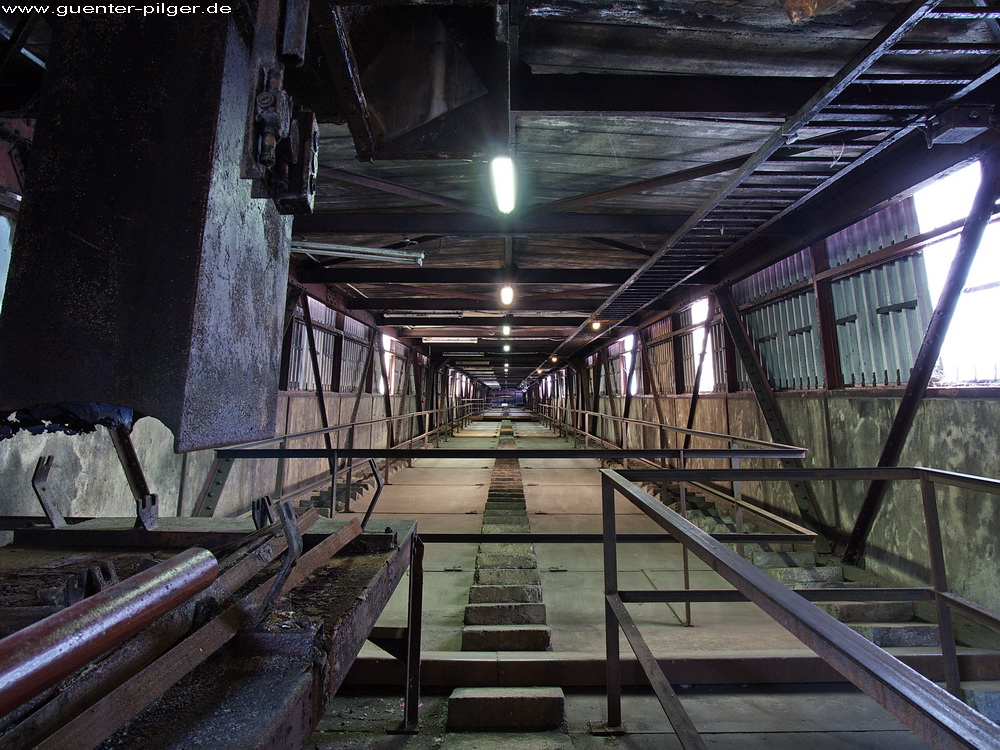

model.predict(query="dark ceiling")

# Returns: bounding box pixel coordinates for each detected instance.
[5,2,1000,391]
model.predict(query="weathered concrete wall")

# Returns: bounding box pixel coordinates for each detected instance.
[0,390,420,529]
[557,391,1000,612]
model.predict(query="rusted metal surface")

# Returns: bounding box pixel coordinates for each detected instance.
[32,520,363,750]
[0,17,291,451]
[601,469,1000,750]
[30,457,66,529]
[845,155,1000,564]
[0,547,218,717]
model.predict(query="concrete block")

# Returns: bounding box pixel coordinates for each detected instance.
[468,584,542,603]
[447,687,564,731]
[962,681,1000,722]
[475,568,541,586]
[766,566,844,585]
[482,524,531,534]
[461,625,552,651]
[476,553,537,569]
[849,623,940,647]
[464,602,547,625]
[818,601,914,623]
[478,543,534,555]
[752,550,818,568]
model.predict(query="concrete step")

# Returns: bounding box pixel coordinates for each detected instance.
[482,524,531,534]
[468,584,542,604]
[475,568,542,586]
[818,601,914,623]
[753,550,818,568]
[479,542,534,555]
[766,565,844,585]
[962,681,1000,723]
[476,553,537,569]
[464,602,547,626]
[485,502,527,511]
[461,625,552,651]
[447,687,565,732]
[482,508,528,517]
[849,622,940,647]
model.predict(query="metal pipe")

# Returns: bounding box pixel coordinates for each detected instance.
[0,547,218,716]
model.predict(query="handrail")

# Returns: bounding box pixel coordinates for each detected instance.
[192,400,487,516]
[600,468,1000,749]
[535,403,805,451]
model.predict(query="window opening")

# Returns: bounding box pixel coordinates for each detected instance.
[914,162,1000,385]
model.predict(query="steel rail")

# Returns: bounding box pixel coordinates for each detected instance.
[601,469,1000,749]
[0,548,219,717]
[34,520,364,750]
[535,404,805,451]
[215,447,806,460]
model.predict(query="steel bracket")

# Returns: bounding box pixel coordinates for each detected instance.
[30,456,67,529]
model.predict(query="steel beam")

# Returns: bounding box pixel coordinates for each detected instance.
[844,156,1000,564]
[301,267,634,284]
[310,5,378,157]
[347,297,604,311]
[293,212,687,236]
[715,287,829,542]
[318,166,492,217]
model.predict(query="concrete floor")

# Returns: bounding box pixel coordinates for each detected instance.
[316,419,932,748]
[310,689,930,749]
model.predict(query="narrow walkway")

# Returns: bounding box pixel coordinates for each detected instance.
[311,418,933,748]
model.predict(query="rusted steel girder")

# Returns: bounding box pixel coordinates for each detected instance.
[844,155,1000,565]
[0,547,218,716]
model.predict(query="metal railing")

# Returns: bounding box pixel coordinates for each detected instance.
[192,399,488,517]
[601,466,1000,749]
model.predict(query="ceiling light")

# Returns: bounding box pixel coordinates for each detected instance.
[501,324,511,336]
[550,356,558,363]
[490,156,516,214]
[590,320,602,331]
[536,369,543,374]
[422,337,479,343]
[503,344,510,352]
[291,241,424,266]
[504,363,509,369]
[500,285,514,305]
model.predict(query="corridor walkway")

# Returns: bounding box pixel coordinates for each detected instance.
[313,418,932,749]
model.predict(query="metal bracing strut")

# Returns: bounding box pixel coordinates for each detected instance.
[844,154,1000,564]
[715,286,830,544]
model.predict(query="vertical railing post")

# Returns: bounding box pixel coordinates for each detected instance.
[602,472,622,731]
[273,439,287,501]
[919,472,962,697]
[680,449,691,626]
[402,535,424,732]
[732,442,744,559]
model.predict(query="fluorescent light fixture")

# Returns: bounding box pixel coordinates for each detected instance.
[292,241,424,266]
[500,285,515,305]
[422,337,479,344]
[501,324,511,336]
[490,156,516,214]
